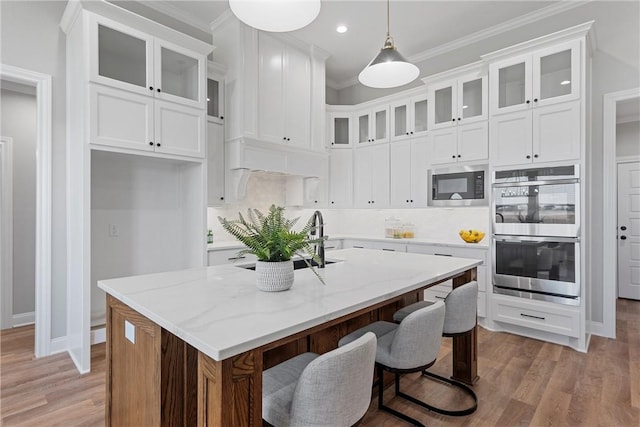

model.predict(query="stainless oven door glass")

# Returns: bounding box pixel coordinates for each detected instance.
[493,236,579,300]
[493,165,579,237]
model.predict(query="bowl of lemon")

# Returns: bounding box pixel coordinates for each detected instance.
[459,229,485,243]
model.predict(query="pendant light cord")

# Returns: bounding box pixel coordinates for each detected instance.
[386,0,390,37]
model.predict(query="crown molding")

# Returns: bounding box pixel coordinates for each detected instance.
[141,0,213,34]
[210,9,234,33]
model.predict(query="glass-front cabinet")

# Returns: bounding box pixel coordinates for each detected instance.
[428,73,487,130]
[328,112,352,148]
[90,14,206,109]
[355,105,389,144]
[390,93,428,141]
[206,63,225,124]
[489,39,580,116]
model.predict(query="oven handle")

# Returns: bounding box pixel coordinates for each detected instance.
[493,235,580,243]
[492,178,579,188]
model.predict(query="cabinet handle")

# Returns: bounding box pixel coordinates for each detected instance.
[457,117,461,121]
[452,118,456,122]
[621,235,627,240]
[228,256,246,261]
[149,86,153,91]
[371,200,374,204]
[149,141,154,146]
[157,88,161,93]
[220,116,224,120]
[520,313,545,320]
[220,197,224,200]
[283,137,287,140]
[457,154,461,158]
[410,131,414,134]
[533,98,538,103]
[410,199,413,202]
[331,142,335,145]
[526,155,531,159]
[331,201,335,204]
[434,296,446,300]
[406,132,410,135]
[434,253,452,257]
[452,155,456,159]
[353,245,364,249]
[156,143,161,147]
[534,154,539,158]
[621,226,627,231]
[406,199,409,203]
[526,100,531,104]
[382,248,395,251]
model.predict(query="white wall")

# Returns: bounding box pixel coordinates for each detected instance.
[617,121,640,158]
[0,0,68,338]
[0,88,36,319]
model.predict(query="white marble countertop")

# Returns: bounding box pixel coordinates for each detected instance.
[207,234,489,251]
[98,248,482,361]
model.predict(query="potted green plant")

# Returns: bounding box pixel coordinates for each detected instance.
[219,205,324,291]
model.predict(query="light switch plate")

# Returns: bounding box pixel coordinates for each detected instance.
[125,320,135,344]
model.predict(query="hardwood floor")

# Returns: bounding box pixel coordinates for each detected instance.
[2,299,638,426]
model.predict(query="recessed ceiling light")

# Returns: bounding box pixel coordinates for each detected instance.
[336,25,348,33]
[560,80,571,85]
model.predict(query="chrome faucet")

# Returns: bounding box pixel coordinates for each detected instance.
[310,210,326,268]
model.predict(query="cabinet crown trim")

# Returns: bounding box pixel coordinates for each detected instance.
[420,61,487,85]
[481,20,593,62]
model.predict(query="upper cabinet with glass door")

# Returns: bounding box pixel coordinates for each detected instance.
[427,72,487,130]
[90,14,207,109]
[355,104,389,145]
[328,110,353,148]
[207,62,225,124]
[390,93,429,142]
[489,39,580,116]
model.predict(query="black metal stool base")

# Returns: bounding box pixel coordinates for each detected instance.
[419,370,478,416]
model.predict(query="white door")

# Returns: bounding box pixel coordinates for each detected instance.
[533,100,581,163]
[457,121,489,163]
[490,110,532,166]
[329,149,353,207]
[154,100,205,158]
[430,127,458,166]
[370,144,390,207]
[390,141,412,206]
[0,137,13,329]
[618,161,640,300]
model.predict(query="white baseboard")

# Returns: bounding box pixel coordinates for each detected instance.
[12,311,35,327]
[49,336,68,355]
[91,327,106,345]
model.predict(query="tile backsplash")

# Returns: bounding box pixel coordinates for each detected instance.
[208,171,490,244]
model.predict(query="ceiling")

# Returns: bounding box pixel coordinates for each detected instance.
[120,1,638,91]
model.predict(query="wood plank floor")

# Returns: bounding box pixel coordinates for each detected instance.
[2,299,638,426]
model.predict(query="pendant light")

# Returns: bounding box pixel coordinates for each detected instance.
[229,0,321,33]
[358,0,419,88]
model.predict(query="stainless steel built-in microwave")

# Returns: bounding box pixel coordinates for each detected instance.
[428,165,488,207]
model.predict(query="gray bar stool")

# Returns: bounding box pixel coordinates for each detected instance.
[338,301,446,427]
[262,332,377,427]
[393,280,479,416]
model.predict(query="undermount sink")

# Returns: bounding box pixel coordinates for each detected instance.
[238,259,339,271]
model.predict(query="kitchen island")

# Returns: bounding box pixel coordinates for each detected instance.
[99,248,482,426]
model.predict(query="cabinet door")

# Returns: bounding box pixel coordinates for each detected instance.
[460,75,487,124]
[533,40,580,108]
[390,141,412,207]
[329,149,353,207]
[372,105,390,143]
[370,144,390,207]
[457,121,488,163]
[490,53,532,116]
[258,33,285,144]
[329,113,352,147]
[410,137,429,207]
[353,147,373,208]
[533,100,581,163]
[490,110,532,166]
[430,80,456,130]
[90,84,154,152]
[355,110,371,144]
[89,14,154,97]
[430,127,458,166]
[154,39,206,109]
[207,75,224,124]
[411,94,429,138]
[207,121,225,206]
[154,100,206,158]
[390,100,411,141]
[284,45,311,147]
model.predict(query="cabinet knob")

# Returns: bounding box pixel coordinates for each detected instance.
[287,138,291,141]
[621,226,627,231]
[406,199,409,203]
[331,201,335,204]
[410,131,414,134]
[149,86,153,91]
[410,199,413,202]
[526,100,531,104]
[371,200,374,204]
[452,155,456,159]
[621,235,627,240]
[156,143,161,147]
[220,116,224,120]
[452,118,456,122]
[220,197,224,200]
[406,132,410,135]
[149,141,154,146]
[457,154,461,158]
[534,154,539,158]
[157,88,161,93]
[457,117,461,121]
[526,155,531,159]
[533,98,538,102]
[283,137,287,140]
[314,200,318,203]
[331,142,335,145]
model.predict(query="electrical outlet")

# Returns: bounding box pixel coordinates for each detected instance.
[109,224,119,237]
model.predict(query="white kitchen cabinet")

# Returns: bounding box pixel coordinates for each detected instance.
[354,144,390,208]
[355,104,389,145]
[430,121,488,166]
[258,32,311,148]
[90,77,206,158]
[208,248,257,266]
[428,74,487,130]
[207,120,225,206]
[489,39,580,116]
[328,149,353,208]
[328,111,353,148]
[390,93,429,142]
[390,136,429,207]
[302,177,328,208]
[90,14,207,109]
[342,239,407,252]
[491,100,580,166]
[206,63,225,124]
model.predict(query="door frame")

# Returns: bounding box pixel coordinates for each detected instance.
[602,87,640,339]
[0,137,13,329]
[0,64,52,357]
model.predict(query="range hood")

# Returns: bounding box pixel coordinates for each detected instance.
[225,137,328,202]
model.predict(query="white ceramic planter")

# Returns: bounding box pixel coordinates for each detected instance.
[255,260,295,292]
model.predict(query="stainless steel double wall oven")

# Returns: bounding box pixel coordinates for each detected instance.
[492,165,580,306]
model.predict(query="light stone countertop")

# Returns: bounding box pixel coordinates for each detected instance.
[98,248,482,361]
